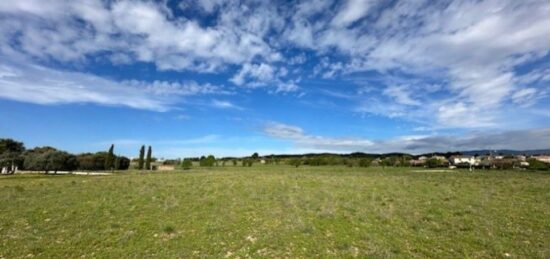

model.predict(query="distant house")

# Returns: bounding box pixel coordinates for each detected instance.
[409,159,425,166]
[449,155,477,166]
[516,155,527,161]
[432,155,446,161]
[533,155,550,163]
[519,161,530,167]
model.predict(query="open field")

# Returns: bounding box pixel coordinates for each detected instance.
[1,166,550,258]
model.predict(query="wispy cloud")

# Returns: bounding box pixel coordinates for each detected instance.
[0,58,223,111]
[211,99,243,110]
[263,122,550,154]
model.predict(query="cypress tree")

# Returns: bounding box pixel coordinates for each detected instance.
[138,145,145,170]
[105,144,114,171]
[145,146,152,170]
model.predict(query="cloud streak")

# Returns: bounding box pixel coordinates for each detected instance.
[264,122,550,154]
[0,58,222,111]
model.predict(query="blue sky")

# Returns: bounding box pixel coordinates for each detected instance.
[0,0,549,158]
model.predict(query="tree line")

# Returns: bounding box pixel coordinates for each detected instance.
[0,139,136,174]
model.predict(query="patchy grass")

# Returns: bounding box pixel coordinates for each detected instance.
[1,166,550,258]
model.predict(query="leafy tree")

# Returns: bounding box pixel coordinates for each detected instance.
[251,152,259,160]
[76,152,106,171]
[138,145,145,170]
[145,146,152,170]
[426,158,442,168]
[114,156,130,170]
[42,151,78,174]
[232,160,238,166]
[105,144,115,171]
[200,155,216,167]
[114,157,120,170]
[359,158,372,167]
[24,149,77,174]
[0,139,25,174]
[493,159,515,170]
[288,158,302,168]
[527,158,549,171]
[23,147,57,171]
[181,158,193,169]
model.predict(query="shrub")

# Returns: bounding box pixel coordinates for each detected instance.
[180,159,193,170]
[359,158,372,167]
[527,158,549,171]
[426,158,442,168]
[200,155,216,167]
[288,158,302,168]
[493,159,515,170]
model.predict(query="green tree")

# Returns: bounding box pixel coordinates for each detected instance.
[232,160,238,166]
[145,146,152,170]
[527,158,549,171]
[359,158,372,167]
[76,152,106,171]
[426,158,442,168]
[138,145,145,170]
[23,147,57,171]
[200,155,216,167]
[24,150,77,174]
[288,158,302,168]
[42,151,78,174]
[105,144,115,171]
[0,139,25,174]
[251,152,259,160]
[180,158,193,169]
[116,156,131,170]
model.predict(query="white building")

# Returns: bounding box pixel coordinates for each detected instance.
[450,155,477,166]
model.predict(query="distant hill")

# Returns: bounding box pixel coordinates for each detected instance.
[219,149,550,160]
[459,149,550,156]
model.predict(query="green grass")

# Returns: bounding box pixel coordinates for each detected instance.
[1,166,550,258]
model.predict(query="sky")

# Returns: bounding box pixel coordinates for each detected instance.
[0,0,549,159]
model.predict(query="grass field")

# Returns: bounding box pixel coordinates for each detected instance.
[1,166,550,258]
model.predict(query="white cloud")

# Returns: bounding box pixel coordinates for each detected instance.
[264,122,374,151]
[511,88,538,107]
[230,63,275,86]
[383,85,421,106]
[0,58,222,111]
[0,0,280,73]
[264,122,550,154]
[332,0,373,27]
[0,0,549,128]
[211,99,242,110]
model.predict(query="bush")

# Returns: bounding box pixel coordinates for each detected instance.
[288,158,302,168]
[527,158,549,171]
[241,159,253,167]
[426,158,442,168]
[359,158,372,167]
[200,155,216,167]
[180,159,193,170]
[493,159,515,170]
[114,156,130,170]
